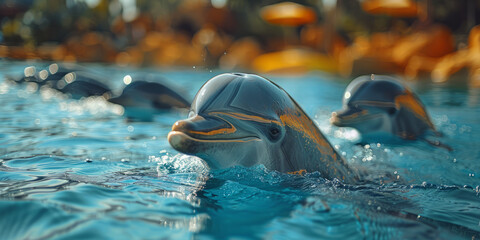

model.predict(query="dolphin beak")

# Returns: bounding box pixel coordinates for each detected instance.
[107,96,122,105]
[171,115,235,138]
[168,114,259,155]
[330,111,342,126]
[168,115,234,154]
[330,108,366,127]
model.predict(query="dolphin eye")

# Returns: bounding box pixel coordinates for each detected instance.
[268,126,281,141]
[387,107,397,115]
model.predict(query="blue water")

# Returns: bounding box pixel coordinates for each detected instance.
[0,60,479,239]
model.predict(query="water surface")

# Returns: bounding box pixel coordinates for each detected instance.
[0,61,479,239]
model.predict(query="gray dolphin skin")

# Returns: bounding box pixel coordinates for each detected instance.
[331,75,435,140]
[55,71,111,99]
[108,80,190,121]
[108,80,189,110]
[168,73,359,182]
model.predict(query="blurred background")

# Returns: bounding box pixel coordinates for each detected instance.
[1,0,480,85]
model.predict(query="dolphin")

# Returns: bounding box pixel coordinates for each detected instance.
[168,73,359,182]
[40,63,79,88]
[108,79,190,121]
[5,63,78,87]
[331,75,436,141]
[55,71,111,99]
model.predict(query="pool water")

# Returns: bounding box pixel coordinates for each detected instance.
[0,60,479,239]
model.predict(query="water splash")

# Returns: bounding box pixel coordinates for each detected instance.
[151,153,209,176]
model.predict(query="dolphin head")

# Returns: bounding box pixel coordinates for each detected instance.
[109,81,190,109]
[331,75,434,139]
[107,80,190,121]
[168,73,291,170]
[168,73,356,181]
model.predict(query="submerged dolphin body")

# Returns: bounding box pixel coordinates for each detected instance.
[331,75,436,140]
[168,73,359,182]
[108,80,190,121]
[55,71,111,99]
[5,63,80,87]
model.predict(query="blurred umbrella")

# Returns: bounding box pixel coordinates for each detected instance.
[391,25,454,66]
[361,0,420,17]
[431,25,480,83]
[260,2,317,27]
[252,48,337,74]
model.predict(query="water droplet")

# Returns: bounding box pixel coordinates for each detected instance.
[24,66,36,77]
[193,66,196,69]
[127,125,134,132]
[49,63,58,74]
[39,70,48,80]
[64,72,76,83]
[123,75,132,85]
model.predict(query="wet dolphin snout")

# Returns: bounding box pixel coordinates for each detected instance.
[330,111,341,126]
[171,115,234,139]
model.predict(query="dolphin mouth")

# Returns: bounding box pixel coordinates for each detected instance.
[168,131,260,155]
[168,131,260,144]
[168,114,261,154]
[107,96,123,105]
[171,114,260,140]
[331,109,382,126]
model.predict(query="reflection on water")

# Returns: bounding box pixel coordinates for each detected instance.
[468,87,480,107]
[0,62,479,239]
